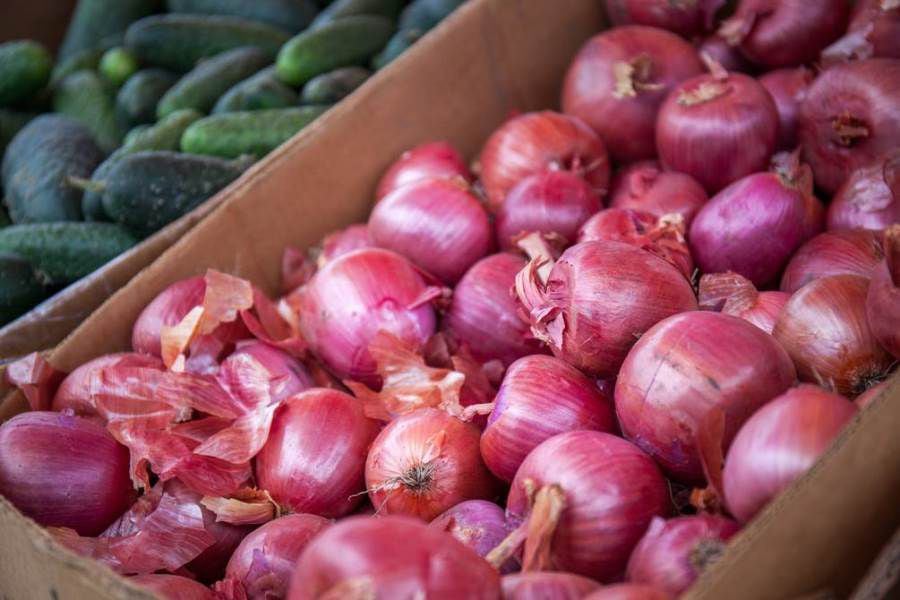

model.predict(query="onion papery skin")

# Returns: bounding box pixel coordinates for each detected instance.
[52,352,164,417]
[698,272,789,334]
[289,515,501,599]
[697,35,755,75]
[369,178,493,284]
[798,59,900,195]
[317,224,372,265]
[227,341,313,401]
[292,248,436,386]
[479,111,610,211]
[866,226,900,358]
[562,26,704,163]
[822,0,900,66]
[604,0,709,37]
[856,380,888,409]
[759,67,815,151]
[615,311,796,482]
[255,389,380,518]
[657,71,778,194]
[781,230,884,294]
[130,575,215,600]
[365,408,496,521]
[445,253,545,367]
[375,141,472,200]
[481,355,615,483]
[187,515,252,584]
[495,171,601,249]
[584,584,673,600]
[225,513,330,600]
[723,385,858,523]
[132,275,205,356]
[827,155,900,231]
[501,572,601,600]
[608,160,708,226]
[625,515,740,596]
[430,500,514,572]
[0,411,134,535]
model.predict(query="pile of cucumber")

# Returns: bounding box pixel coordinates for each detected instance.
[0,0,464,326]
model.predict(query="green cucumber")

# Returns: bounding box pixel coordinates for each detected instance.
[59,0,159,60]
[301,66,369,103]
[181,106,328,158]
[53,70,124,153]
[0,253,47,325]
[165,0,318,32]
[0,41,53,108]
[276,15,394,86]
[310,0,404,27]
[371,28,421,69]
[116,68,179,127]
[212,66,299,113]
[398,0,464,32]
[0,110,36,163]
[50,48,105,88]
[99,47,140,87]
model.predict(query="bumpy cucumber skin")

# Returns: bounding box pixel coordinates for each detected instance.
[165,0,318,32]
[99,47,140,87]
[53,70,124,153]
[157,46,271,119]
[2,115,104,223]
[0,252,46,325]
[125,14,290,73]
[398,0,464,32]
[0,110,36,163]
[0,41,53,108]
[311,0,404,27]
[59,0,159,60]
[181,106,328,158]
[213,66,299,113]
[0,223,138,284]
[116,69,179,127]
[276,15,394,86]
[301,66,370,103]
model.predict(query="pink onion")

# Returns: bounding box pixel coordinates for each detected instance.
[697,35,755,74]
[759,67,815,151]
[562,26,704,163]
[317,224,372,266]
[856,380,889,409]
[501,572,601,600]
[615,311,796,482]
[187,515,251,583]
[608,160,708,225]
[52,352,164,417]
[822,0,900,66]
[132,276,205,356]
[604,0,715,37]
[430,500,514,572]
[130,575,215,600]
[625,515,740,596]
[226,341,313,401]
[699,272,789,334]
[866,225,900,358]
[376,141,473,200]
[480,354,615,483]
[723,384,857,523]
[0,411,133,535]
[827,153,900,231]
[780,230,884,294]
[585,584,673,600]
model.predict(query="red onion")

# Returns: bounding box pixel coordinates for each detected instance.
[866,225,900,358]
[430,500,514,572]
[224,513,330,600]
[0,411,133,535]
[501,572,601,600]
[657,65,778,194]
[289,515,501,598]
[52,352,164,417]
[625,515,740,596]
[759,67,815,151]
[516,240,697,377]
[130,575,215,600]
[368,178,493,284]
[604,0,717,37]
[365,408,496,521]
[187,514,251,583]
[227,341,313,401]
[773,275,893,396]
[609,160,708,226]
[856,380,888,409]
[697,34,755,74]
[689,155,824,287]
[723,384,857,523]
[718,0,848,68]
[615,311,796,482]
[798,59,900,195]
[292,248,437,385]
[822,0,900,66]
[481,355,615,482]
[585,584,673,600]
[781,230,884,294]
[827,153,900,231]
[699,272,789,334]
[562,26,704,163]
[317,223,372,266]
[376,141,473,200]
[255,388,380,517]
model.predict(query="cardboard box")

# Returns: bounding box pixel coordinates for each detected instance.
[1,0,899,598]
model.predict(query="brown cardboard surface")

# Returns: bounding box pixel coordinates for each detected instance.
[0,0,76,50]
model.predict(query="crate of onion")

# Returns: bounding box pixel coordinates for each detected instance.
[1,0,899,598]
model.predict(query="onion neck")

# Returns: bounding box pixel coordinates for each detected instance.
[612,54,663,99]
[882,0,900,11]
[831,115,870,147]
[320,577,376,600]
[689,539,727,573]
[521,484,566,572]
[677,80,730,107]
[885,225,900,287]
[718,12,755,46]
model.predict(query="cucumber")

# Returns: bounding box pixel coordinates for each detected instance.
[310,0,404,27]
[97,151,252,235]
[398,0,464,32]
[156,46,271,119]
[181,106,328,158]
[372,28,421,69]
[0,253,47,325]
[53,70,124,153]
[125,14,290,73]
[99,47,140,87]
[0,223,138,284]
[0,41,53,108]
[276,16,394,86]
[301,66,369,104]
[116,68,179,127]
[212,66,299,113]
[165,0,318,32]
[0,110,36,163]
[59,0,159,60]
[0,207,10,227]
[122,125,151,146]
[50,48,104,88]
[2,115,104,223]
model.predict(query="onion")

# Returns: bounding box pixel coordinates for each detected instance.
[317,224,372,266]
[604,0,716,37]
[798,58,900,195]
[562,26,704,163]
[608,160,708,226]
[773,274,893,397]
[132,276,205,356]
[723,384,857,523]
[689,154,824,287]
[0,411,133,535]
[376,141,472,200]
[827,153,900,231]
[866,225,900,358]
[224,513,330,600]
[657,64,778,194]
[368,177,493,284]
[697,35,755,74]
[856,380,888,409]
[255,388,380,517]
[289,515,501,598]
[291,248,437,385]
[718,0,848,68]
[501,572,601,600]
[759,67,815,151]
[780,230,884,294]
[187,515,251,584]
[615,311,796,482]
[365,408,496,521]
[821,0,900,66]
[585,584,673,600]
[699,272,789,334]
[516,240,697,377]
[481,355,615,482]
[130,575,215,600]
[430,500,515,572]
[227,341,313,401]
[625,515,740,596]
[52,352,164,417]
